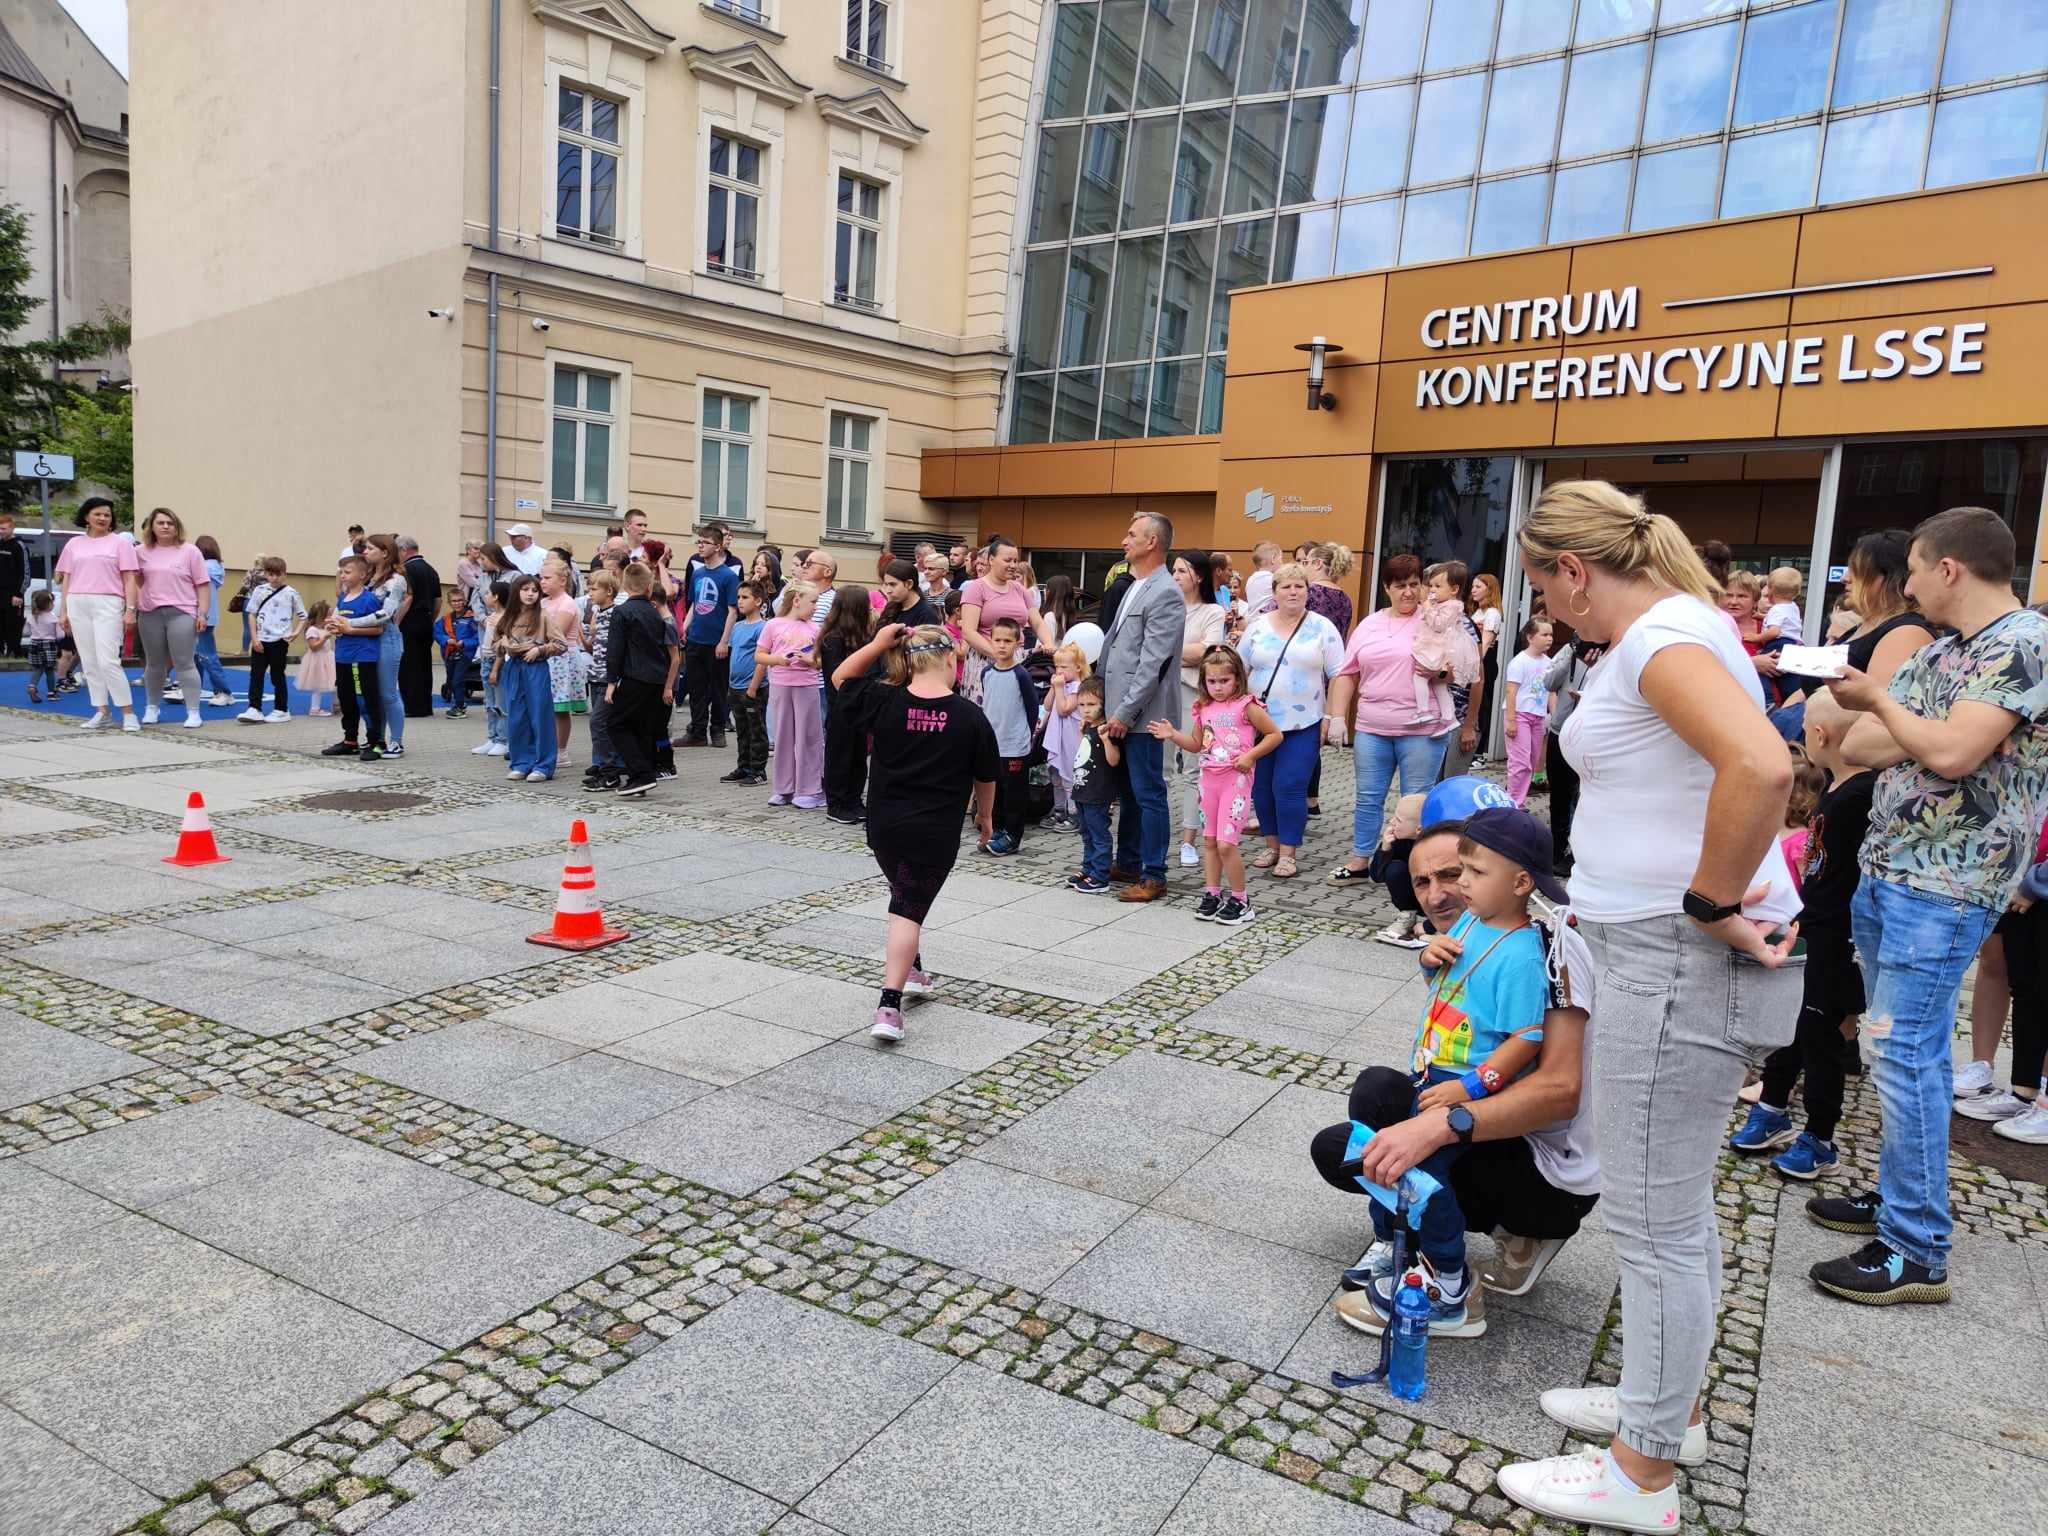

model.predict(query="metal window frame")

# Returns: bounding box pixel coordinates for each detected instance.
[551,366,619,509]
[555,82,626,248]
[701,389,762,527]
[825,409,878,536]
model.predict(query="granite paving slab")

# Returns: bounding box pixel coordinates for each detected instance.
[489,979,701,1047]
[1157,1456,1425,1536]
[835,1001,1050,1072]
[0,1405,156,1536]
[1152,1137,1367,1263]
[0,1161,127,1259]
[349,1020,584,1103]
[1058,1047,1282,1137]
[25,1095,340,1211]
[725,970,897,1037]
[851,1159,1136,1292]
[598,1089,865,1196]
[742,1042,964,1125]
[0,1009,145,1107]
[972,1092,1220,1203]
[606,1011,830,1086]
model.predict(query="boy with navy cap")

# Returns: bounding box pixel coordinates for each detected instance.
[1340,806,1564,1340]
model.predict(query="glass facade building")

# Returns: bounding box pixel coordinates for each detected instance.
[1010,0,2048,443]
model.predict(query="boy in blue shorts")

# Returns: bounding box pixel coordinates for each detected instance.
[1337,807,1564,1339]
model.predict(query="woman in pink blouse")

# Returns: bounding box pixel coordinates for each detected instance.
[54,497,141,731]
[957,535,1053,700]
[1322,553,1457,882]
[135,507,213,728]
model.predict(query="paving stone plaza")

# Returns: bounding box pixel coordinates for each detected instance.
[3,706,2043,1536]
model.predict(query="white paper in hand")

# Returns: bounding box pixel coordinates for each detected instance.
[1776,643,1849,678]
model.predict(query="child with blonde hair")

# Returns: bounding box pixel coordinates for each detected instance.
[1761,566,1805,644]
[297,598,336,716]
[1042,641,1090,829]
[758,581,824,807]
[1409,563,1482,725]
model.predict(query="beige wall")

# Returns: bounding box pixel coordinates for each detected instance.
[131,0,468,577]
[0,0,124,131]
[0,84,73,345]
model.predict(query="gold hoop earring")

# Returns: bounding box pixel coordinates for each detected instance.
[1568,588,1591,618]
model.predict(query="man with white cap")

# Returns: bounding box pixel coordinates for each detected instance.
[503,524,546,576]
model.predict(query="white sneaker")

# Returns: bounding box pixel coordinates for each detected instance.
[1955,1087,2030,1121]
[140,706,161,725]
[1537,1386,1708,1466]
[183,712,204,729]
[120,713,140,733]
[526,769,551,782]
[557,752,573,768]
[237,707,264,723]
[1993,1102,2048,1143]
[80,710,108,730]
[265,710,290,723]
[507,768,526,780]
[1953,1058,1995,1098]
[207,692,233,706]
[470,741,496,755]
[1498,1448,1681,1534]
[1178,841,1202,868]
[487,741,509,756]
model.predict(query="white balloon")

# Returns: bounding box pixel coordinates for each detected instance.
[1065,621,1104,664]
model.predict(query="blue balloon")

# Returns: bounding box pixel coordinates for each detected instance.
[1421,774,1514,828]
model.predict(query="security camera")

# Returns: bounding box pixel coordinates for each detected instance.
[531,318,551,332]
[426,307,455,322]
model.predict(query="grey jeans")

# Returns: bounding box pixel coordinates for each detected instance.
[1579,913,1800,1461]
[138,606,201,711]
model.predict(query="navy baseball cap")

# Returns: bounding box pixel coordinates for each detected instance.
[1459,808,1569,906]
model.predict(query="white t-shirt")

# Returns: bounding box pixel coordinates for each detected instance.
[506,543,547,576]
[1764,600,1803,643]
[1527,920,1600,1197]
[1561,593,1768,923]
[1475,605,1503,646]
[1503,649,1550,718]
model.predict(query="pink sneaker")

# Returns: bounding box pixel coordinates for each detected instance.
[870,1006,904,1043]
[903,968,935,997]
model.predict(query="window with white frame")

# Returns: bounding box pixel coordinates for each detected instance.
[550,366,619,510]
[701,390,760,525]
[555,83,622,248]
[844,0,890,72]
[708,0,770,25]
[833,174,884,310]
[706,131,764,281]
[826,411,878,536]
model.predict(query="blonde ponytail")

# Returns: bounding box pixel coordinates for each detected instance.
[1517,480,1720,607]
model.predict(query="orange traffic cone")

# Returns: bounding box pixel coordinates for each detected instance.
[527,819,628,951]
[163,791,230,867]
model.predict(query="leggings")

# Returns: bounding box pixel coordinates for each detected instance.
[1996,903,2048,1093]
[67,592,132,709]
[1249,725,1319,846]
[138,606,201,710]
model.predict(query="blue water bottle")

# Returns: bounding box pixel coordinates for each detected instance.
[1388,1270,1430,1401]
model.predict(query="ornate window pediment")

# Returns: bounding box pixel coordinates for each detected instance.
[682,41,811,108]
[814,86,926,149]
[530,0,673,58]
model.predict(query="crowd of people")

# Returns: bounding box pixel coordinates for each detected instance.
[14,488,2047,1536]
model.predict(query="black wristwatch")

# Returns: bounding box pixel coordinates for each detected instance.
[1446,1104,1476,1145]
[1683,888,1742,924]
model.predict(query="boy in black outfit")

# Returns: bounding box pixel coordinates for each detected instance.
[603,563,674,797]
[1067,677,1120,892]
[1730,691,1874,1180]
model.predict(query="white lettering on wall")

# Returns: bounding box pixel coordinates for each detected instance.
[1420,287,1640,350]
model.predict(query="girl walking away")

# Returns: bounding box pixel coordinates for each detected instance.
[1147,647,1282,925]
[540,559,587,769]
[55,497,141,732]
[135,508,214,728]
[23,591,61,702]
[321,554,387,761]
[832,622,999,1043]
[297,600,336,716]
[436,589,479,719]
[1502,618,1554,804]
[469,581,510,756]
[1042,643,1088,828]
[818,584,876,824]
[759,582,825,808]
[498,573,565,782]
[238,556,307,723]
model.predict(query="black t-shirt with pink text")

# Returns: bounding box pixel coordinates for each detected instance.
[850,683,1000,854]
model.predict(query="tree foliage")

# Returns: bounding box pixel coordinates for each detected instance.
[55,383,132,515]
[0,200,131,515]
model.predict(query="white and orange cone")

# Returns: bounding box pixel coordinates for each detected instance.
[163,791,230,867]
[527,819,628,951]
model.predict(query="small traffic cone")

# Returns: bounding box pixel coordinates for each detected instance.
[163,791,230,867]
[527,819,628,951]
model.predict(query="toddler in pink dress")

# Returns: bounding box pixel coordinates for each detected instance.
[1410,568,1482,724]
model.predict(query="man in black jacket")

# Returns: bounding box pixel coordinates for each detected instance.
[604,563,674,796]
[397,536,441,717]
[0,513,29,657]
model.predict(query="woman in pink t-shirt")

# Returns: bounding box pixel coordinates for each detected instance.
[135,507,213,727]
[53,497,141,729]
[957,535,1052,701]
[1322,553,1456,880]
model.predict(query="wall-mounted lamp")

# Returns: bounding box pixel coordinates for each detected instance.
[1295,336,1344,411]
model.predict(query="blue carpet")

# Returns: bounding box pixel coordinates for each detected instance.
[0,666,324,720]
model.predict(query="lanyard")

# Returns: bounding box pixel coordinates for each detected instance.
[1413,917,1530,1073]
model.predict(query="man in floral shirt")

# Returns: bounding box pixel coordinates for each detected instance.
[1821,506,2048,1305]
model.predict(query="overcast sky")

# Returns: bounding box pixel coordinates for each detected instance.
[58,0,126,77]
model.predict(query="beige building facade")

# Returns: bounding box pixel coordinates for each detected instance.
[132,0,1051,583]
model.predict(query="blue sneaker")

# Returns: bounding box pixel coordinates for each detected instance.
[1771,1130,1838,1181]
[1333,1251,1486,1339]
[1729,1103,1795,1153]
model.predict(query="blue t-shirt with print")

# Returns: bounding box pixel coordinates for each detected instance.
[1412,911,1547,1077]
[335,588,382,665]
[729,616,766,685]
[685,561,741,646]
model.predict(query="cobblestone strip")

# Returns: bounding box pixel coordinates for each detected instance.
[121,1217,807,1536]
[2,1068,226,1156]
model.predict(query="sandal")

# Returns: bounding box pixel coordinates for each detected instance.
[1271,855,1299,879]
[1250,848,1278,870]
[1326,864,1375,885]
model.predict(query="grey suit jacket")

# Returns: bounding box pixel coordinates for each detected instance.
[1102,568,1184,730]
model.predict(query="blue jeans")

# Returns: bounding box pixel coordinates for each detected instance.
[1850,878,2000,1273]
[481,665,508,744]
[1114,729,1171,880]
[193,629,236,696]
[1352,730,1450,857]
[1077,801,1112,880]
[378,625,405,747]
[503,657,556,777]
[1351,1066,1473,1273]
[1251,725,1321,847]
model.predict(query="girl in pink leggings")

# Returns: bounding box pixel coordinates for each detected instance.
[1149,647,1281,926]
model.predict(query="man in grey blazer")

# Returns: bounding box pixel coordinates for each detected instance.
[1100,511,1183,901]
